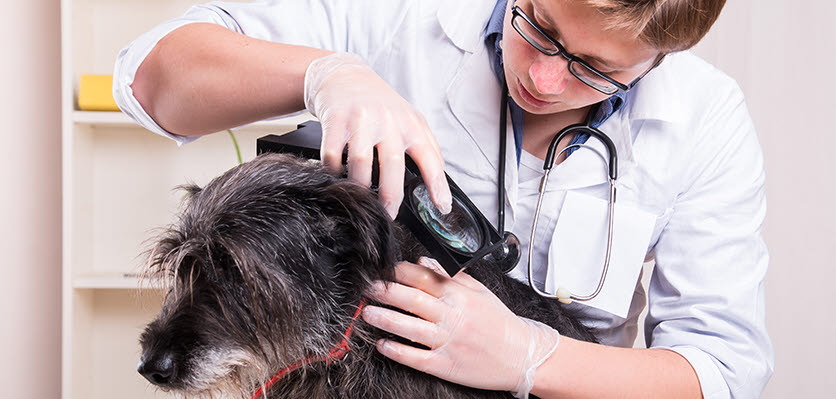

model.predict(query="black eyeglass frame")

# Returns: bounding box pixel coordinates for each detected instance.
[510,0,664,95]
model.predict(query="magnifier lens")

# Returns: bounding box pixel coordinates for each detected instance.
[412,183,483,254]
[483,232,521,273]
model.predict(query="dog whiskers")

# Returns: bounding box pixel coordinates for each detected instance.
[138,153,596,398]
[183,347,262,396]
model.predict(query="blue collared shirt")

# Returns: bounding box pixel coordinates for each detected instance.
[484,0,625,163]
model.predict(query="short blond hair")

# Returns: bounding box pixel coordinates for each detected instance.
[581,0,726,53]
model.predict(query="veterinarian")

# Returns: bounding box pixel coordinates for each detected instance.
[114,0,773,397]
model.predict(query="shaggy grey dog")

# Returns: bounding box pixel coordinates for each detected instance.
[138,152,596,399]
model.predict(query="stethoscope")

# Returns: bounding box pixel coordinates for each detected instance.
[498,84,618,304]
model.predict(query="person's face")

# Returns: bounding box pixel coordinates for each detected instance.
[502,0,660,114]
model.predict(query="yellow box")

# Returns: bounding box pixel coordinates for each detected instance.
[78,74,120,111]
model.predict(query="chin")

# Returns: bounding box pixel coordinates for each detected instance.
[510,92,568,114]
[522,101,568,114]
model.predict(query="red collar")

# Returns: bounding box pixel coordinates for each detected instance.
[250,300,366,399]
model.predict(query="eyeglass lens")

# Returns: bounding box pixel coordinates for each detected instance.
[512,14,558,54]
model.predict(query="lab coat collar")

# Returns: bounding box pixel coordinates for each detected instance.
[443,43,640,223]
[445,43,521,224]
[547,54,700,190]
[437,1,496,53]
[622,52,689,123]
[543,55,696,191]
[544,112,637,192]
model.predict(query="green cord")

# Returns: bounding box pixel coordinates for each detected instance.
[227,130,243,165]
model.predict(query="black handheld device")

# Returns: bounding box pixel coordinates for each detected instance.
[256,121,520,276]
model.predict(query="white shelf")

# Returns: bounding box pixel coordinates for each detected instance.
[61,1,304,398]
[72,272,163,290]
[72,110,132,125]
[72,110,314,131]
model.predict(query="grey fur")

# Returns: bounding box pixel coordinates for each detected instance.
[138,153,596,399]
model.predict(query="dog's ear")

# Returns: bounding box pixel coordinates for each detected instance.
[318,181,398,283]
[174,183,202,202]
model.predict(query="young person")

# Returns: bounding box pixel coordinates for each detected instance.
[114,0,773,397]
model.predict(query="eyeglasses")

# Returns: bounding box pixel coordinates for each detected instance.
[510,0,663,95]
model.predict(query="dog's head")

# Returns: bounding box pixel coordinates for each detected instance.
[137,153,397,396]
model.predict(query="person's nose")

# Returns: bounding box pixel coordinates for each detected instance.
[529,54,571,95]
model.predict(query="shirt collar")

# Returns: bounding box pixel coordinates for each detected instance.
[485,0,508,84]
[589,92,626,128]
[486,0,507,39]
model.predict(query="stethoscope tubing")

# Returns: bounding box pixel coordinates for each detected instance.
[527,144,617,303]
[543,124,618,180]
[499,84,619,304]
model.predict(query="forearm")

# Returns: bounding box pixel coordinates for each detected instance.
[531,336,702,399]
[131,22,332,136]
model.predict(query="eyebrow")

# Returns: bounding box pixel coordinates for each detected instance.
[530,0,625,70]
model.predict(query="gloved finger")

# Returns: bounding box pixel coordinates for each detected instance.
[361,305,445,348]
[346,120,376,188]
[450,268,489,291]
[366,280,446,323]
[403,121,452,214]
[374,338,440,375]
[320,115,350,175]
[410,113,446,168]
[417,256,450,277]
[392,261,450,298]
[375,135,406,219]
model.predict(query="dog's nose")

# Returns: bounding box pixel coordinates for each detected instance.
[137,352,176,386]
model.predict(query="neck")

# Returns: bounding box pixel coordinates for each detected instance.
[250,299,367,399]
[522,106,589,161]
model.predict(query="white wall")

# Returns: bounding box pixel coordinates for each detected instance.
[691,0,836,397]
[0,0,63,398]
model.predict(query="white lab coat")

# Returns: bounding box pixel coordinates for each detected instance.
[113,1,774,398]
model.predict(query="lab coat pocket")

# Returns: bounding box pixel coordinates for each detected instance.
[546,191,657,318]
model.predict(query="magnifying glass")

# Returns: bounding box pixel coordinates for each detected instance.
[402,167,521,276]
[256,121,521,277]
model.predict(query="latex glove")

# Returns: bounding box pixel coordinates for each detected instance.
[304,52,452,218]
[362,258,560,398]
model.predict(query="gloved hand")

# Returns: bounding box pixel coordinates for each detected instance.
[362,258,561,398]
[304,52,452,218]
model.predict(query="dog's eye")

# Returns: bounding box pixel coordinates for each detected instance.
[174,257,204,285]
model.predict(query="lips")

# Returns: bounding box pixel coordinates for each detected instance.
[516,80,554,108]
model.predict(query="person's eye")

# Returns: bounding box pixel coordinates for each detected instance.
[534,22,560,40]
[584,60,615,74]
[541,26,559,38]
[532,10,557,35]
